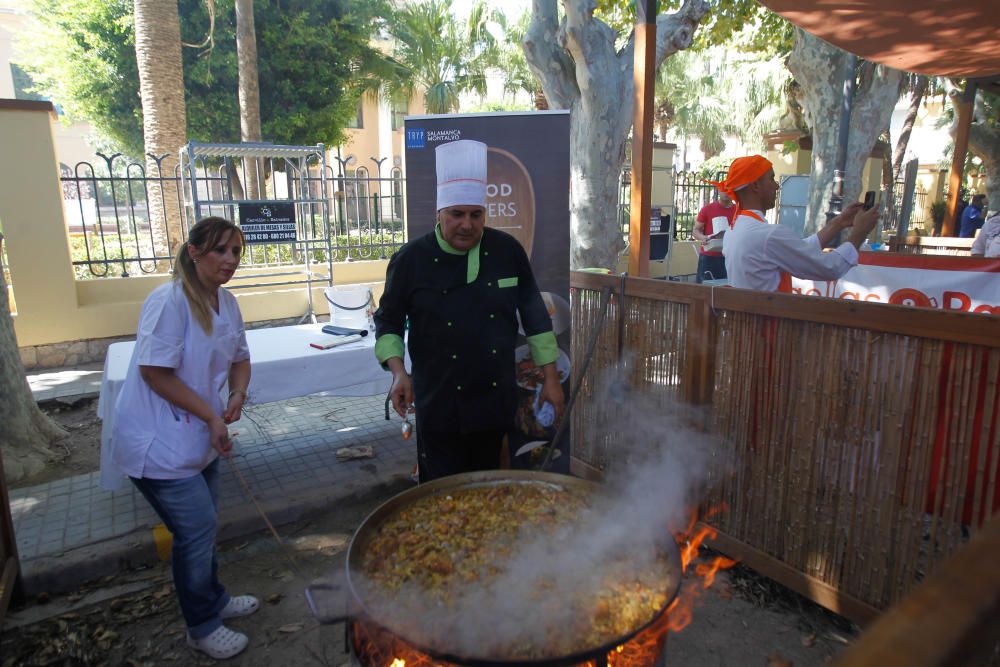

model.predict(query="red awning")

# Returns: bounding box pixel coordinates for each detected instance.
[759,0,1000,79]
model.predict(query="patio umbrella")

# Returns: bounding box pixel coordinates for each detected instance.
[758,0,1000,81]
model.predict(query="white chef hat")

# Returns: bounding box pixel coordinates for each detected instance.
[435,139,487,211]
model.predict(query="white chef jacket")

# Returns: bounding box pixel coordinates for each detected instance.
[971,217,1000,258]
[722,211,859,292]
[110,281,250,479]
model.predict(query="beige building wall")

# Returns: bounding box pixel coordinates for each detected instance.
[1,102,388,349]
[338,89,426,188]
[338,95,382,177]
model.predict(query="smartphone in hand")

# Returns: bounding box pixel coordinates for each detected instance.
[863,191,877,211]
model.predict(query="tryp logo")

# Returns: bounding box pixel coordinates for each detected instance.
[406,128,426,149]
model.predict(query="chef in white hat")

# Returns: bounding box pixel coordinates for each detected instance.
[374,139,564,482]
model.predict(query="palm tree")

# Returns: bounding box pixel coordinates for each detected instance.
[656,50,730,167]
[235,0,263,199]
[133,0,187,256]
[721,51,790,150]
[654,46,789,165]
[376,0,499,114]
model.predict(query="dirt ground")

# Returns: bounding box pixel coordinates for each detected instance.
[6,398,857,665]
[2,488,858,667]
[11,397,103,490]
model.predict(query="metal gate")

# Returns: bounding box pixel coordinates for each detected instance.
[179,142,334,321]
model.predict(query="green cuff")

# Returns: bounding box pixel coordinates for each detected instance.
[375,334,405,368]
[527,331,558,367]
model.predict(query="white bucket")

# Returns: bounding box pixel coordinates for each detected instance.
[324,285,375,332]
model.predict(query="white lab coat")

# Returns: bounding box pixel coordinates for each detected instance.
[723,211,859,292]
[111,281,250,479]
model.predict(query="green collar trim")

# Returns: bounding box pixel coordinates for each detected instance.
[435,224,467,255]
[434,223,481,284]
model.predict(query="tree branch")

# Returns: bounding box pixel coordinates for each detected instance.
[653,0,709,70]
[523,0,578,108]
[561,0,619,100]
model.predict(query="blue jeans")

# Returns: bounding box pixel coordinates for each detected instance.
[696,254,727,283]
[131,459,229,639]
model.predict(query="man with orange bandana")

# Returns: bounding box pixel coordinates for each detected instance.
[710,156,880,292]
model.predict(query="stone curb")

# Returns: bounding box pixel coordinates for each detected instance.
[19,462,413,597]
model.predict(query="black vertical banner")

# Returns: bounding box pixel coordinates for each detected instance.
[404,111,572,473]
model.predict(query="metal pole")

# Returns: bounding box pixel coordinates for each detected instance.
[371,156,388,237]
[826,54,858,223]
[896,158,919,242]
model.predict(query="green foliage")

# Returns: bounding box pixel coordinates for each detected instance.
[697,154,731,179]
[495,10,538,101]
[18,0,142,156]
[68,231,405,279]
[656,45,788,153]
[368,0,503,114]
[465,100,534,114]
[18,0,387,158]
[594,0,793,53]
[930,200,948,225]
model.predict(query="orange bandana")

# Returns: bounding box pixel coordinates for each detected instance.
[704,155,773,226]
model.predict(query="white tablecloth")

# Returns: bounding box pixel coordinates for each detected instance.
[98,323,397,490]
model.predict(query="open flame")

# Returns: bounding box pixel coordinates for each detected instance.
[356,506,736,667]
[666,507,738,633]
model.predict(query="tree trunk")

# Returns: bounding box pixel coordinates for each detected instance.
[0,237,66,482]
[893,75,927,180]
[523,0,707,269]
[134,0,187,255]
[534,88,549,111]
[236,0,262,200]
[788,29,905,235]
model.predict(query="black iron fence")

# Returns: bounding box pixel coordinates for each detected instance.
[618,168,727,240]
[881,179,929,237]
[60,153,407,279]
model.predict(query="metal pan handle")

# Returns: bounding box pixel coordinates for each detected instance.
[304,582,350,625]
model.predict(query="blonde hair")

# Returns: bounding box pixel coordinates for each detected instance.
[174,217,245,334]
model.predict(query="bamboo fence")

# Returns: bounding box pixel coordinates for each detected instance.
[570,272,1000,624]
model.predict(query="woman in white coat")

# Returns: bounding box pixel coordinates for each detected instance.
[111,217,257,659]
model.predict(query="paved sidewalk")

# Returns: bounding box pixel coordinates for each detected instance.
[15,367,415,595]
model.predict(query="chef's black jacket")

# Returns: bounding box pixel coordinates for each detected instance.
[374,225,557,433]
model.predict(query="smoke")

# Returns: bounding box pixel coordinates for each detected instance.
[354,367,723,660]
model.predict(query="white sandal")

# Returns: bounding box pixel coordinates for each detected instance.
[187,625,248,660]
[220,594,260,619]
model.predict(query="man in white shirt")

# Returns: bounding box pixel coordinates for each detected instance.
[713,155,880,292]
[971,214,1000,258]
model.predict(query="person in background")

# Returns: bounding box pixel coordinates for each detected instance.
[714,156,880,292]
[111,217,258,660]
[691,188,736,282]
[374,139,564,483]
[971,213,1000,258]
[959,194,988,238]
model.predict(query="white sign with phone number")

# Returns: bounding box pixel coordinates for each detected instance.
[791,255,1000,315]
